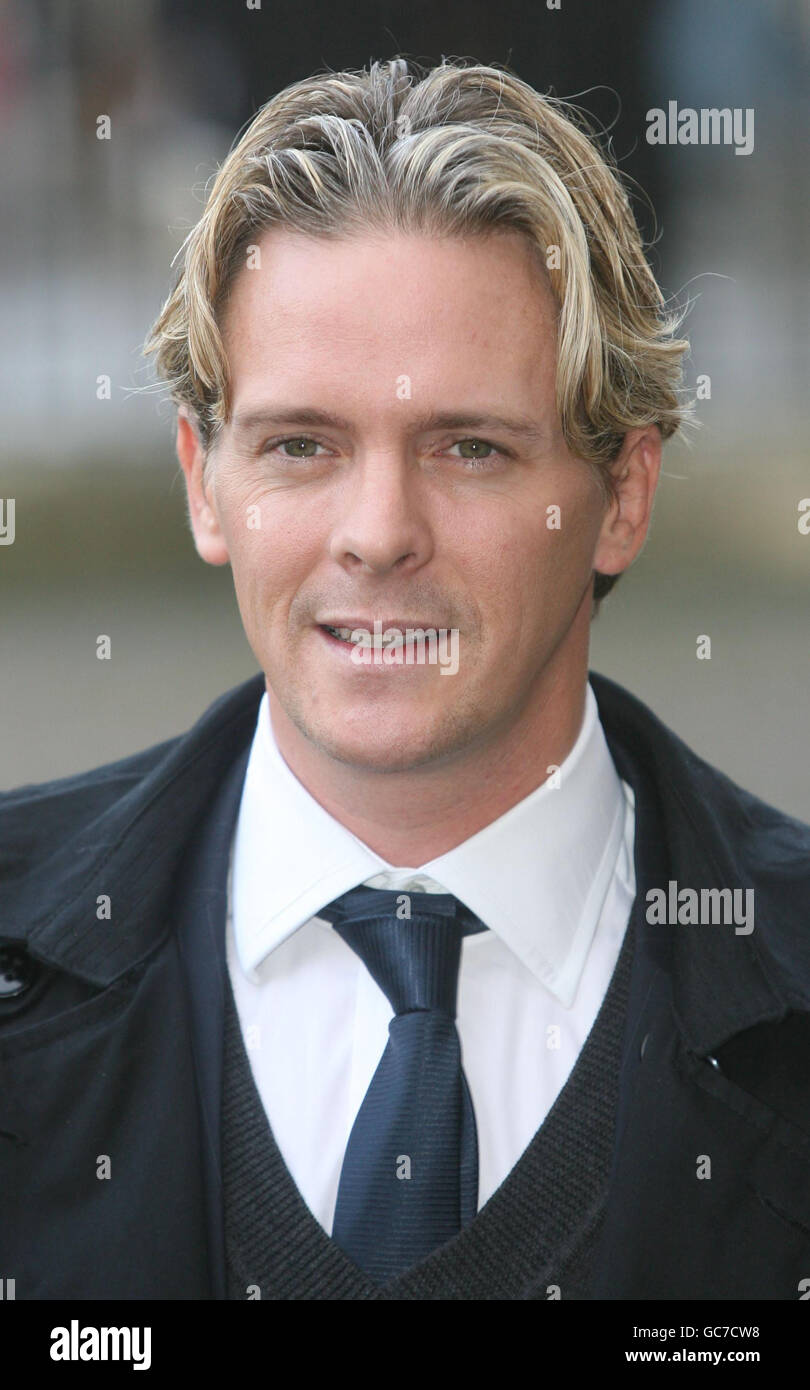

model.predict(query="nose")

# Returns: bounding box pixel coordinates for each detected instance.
[328,452,434,575]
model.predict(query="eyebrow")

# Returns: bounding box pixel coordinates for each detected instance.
[230,406,551,446]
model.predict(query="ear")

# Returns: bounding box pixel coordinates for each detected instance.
[175,409,230,566]
[591,425,662,580]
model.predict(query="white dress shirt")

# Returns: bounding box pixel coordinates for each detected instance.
[226,679,636,1233]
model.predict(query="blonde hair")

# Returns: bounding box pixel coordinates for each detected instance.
[144,56,691,604]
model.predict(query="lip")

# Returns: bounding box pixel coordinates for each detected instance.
[316,618,446,631]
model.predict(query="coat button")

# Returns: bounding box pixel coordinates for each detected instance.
[0,945,40,998]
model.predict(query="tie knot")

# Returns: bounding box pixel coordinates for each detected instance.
[318,885,484,1018]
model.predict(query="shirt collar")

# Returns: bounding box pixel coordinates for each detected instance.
[232,680,631,1005]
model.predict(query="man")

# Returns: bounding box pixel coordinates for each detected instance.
[2,57,809,1302]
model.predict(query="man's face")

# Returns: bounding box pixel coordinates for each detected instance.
[182,227,634,773]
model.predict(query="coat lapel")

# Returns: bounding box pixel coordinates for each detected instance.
[0,681,261,1298]
[589,672,810,1298]
[173,745,251,1300]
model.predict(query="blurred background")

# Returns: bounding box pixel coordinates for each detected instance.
[1,0,808,815]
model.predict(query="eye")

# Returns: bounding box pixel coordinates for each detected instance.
[263,436,326,458]
[446,438,507,469]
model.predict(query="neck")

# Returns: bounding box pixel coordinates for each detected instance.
[265,654,590,867]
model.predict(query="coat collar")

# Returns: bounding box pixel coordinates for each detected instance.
[0,677,263,982]
[3,670,809,1054]
[590,670,810,1054]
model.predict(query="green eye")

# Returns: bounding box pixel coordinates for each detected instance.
[279,437,320,457]
[456,439,495,459]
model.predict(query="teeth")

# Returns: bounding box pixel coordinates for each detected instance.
[325,626,369,643]
[325,626,408,647]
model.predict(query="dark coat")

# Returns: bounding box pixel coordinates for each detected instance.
[2,671,810,1300]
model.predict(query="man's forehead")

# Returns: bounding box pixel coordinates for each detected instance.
[219,225,559,422]
[221,223,557,331]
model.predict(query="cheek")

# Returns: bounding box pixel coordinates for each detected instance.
[220,483,321,586]
[230,532,312,624]
[471,504,597,635]
[475,512,571,594]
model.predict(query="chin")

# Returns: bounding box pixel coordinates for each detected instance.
[294,704,474,773]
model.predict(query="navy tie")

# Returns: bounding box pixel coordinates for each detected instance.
[317,884,485,1284]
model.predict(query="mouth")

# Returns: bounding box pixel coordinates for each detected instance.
[318,621,442,650]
